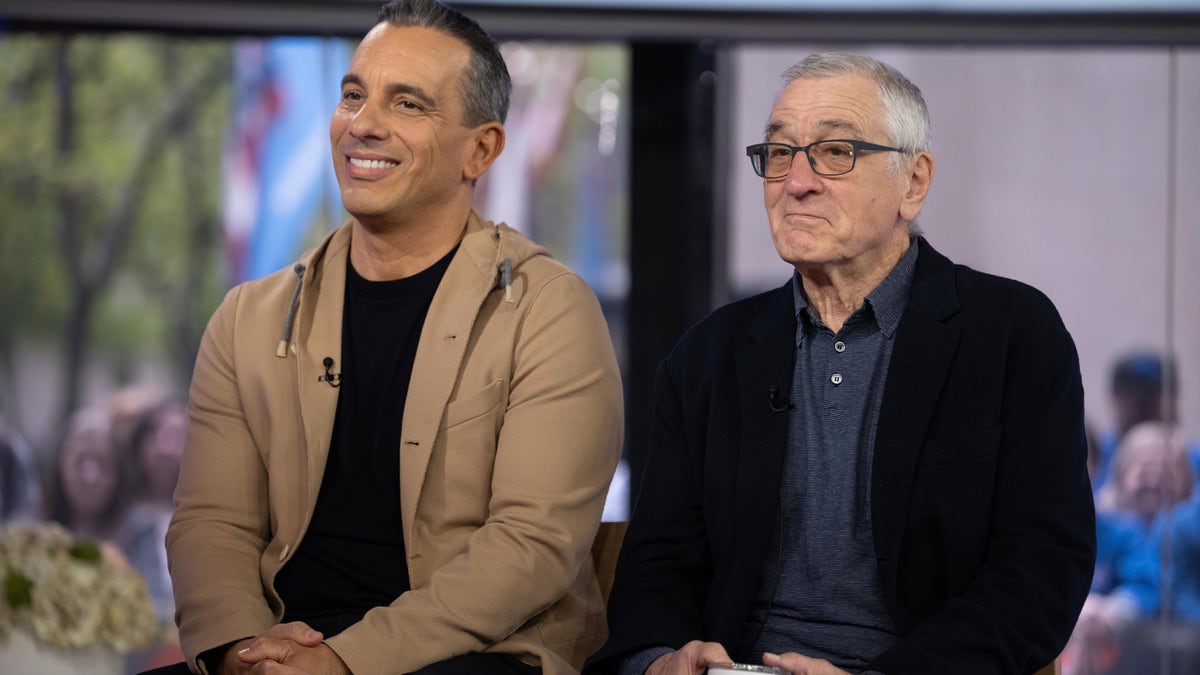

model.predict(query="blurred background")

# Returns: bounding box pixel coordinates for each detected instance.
[1,1,1198,673]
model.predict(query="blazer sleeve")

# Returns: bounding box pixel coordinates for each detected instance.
[869,290,1096,675]
[166,285,278,669]
[585,356,713,674]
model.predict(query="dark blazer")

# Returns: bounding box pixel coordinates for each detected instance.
[587,238,1095,675]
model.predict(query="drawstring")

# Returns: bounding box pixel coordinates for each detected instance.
[492,222,515,304]
[275,263,305,358]
[498,257,514,304]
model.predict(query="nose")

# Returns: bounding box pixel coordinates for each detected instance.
[781,150,823,196]
[347,100,388,142]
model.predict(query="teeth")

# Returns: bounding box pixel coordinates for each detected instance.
[350,157,398,169]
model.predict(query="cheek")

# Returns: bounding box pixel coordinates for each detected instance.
[763,182,784,209]
[330,110,352,142]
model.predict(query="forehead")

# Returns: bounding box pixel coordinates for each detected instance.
[766,73,884,140]
[350,23,470,88]
[1123,442,1172,465]
[63,428,113,456]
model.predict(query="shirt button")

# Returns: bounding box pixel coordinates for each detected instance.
[831,373,843,385]
[834,341,846,353]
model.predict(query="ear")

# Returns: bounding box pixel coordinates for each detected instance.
[898,151,935,223]
[464,122,505,182]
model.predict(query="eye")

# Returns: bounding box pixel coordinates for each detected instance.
[397,99,423,112]
[767,145,792,159]
[820,142,854,158]
[341,90,363,102]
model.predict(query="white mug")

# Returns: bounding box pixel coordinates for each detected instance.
[706,664,788,675]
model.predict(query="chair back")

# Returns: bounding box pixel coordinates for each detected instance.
[591,521,628,602]
[1034,661,1061,675]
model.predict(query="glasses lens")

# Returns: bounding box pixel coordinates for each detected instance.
[748,145,775,177]
[748,146,765,177]
[748,144,796,178]
[764,144,795,178]
[808,141,855,176]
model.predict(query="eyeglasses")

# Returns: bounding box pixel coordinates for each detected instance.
[745,139,906,179]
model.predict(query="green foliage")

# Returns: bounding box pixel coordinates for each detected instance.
[0,32,232,403]
[3,567,34,609]
[67,539,102,564]
[0,36,62,340]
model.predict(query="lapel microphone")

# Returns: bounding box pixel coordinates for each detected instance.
[767,385,791,412]
[319,357,342,388]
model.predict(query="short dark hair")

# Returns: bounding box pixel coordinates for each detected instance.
[1112,350,1178,398]
[377,0,511,126]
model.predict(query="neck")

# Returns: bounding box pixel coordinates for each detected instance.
[71,513,108,539]
[350,208,469,281]
[798,235,911,333]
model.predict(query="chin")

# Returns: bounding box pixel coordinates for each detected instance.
[340,196,391,220]
[775,242,829,267]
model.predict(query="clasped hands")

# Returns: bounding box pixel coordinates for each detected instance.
[646,640,852,675]
[219,621,350,674]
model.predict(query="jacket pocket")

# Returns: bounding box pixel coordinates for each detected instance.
[916,425,1002,466]
[441,379,505,430]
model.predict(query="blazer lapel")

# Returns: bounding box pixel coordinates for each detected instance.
[399,213,499,548]
[721,283,796,642]
[297,226,351,517]
[871,238,963,603]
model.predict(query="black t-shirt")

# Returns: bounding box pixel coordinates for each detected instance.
[274,247,455,636]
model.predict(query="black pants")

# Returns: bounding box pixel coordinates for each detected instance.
[413,653,541,674]
[140,652,541,675]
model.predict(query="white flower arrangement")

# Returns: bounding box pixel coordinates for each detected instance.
[0,522,160,653]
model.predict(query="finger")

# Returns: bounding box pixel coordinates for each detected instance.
[252,661,311,674]
[264,621,324,647]
[237,636,294,665]
[649,642,728,675]
[763,652,847,675]
[691,641,733,669]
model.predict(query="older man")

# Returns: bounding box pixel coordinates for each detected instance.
[587,54,1094,675]
[164,1,622,674]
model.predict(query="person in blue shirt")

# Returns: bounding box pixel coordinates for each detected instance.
[1092,351,1200,494]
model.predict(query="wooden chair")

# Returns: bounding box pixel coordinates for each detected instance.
[1034,660,1061,675]
[590,520,1060,675]
[591,520,628,602]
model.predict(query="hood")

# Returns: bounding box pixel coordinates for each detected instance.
[273,210,549,359]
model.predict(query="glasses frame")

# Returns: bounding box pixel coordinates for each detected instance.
[745,139,906,179]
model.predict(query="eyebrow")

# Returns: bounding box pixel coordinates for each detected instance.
[340,73,437,109]
[763,118,866,142]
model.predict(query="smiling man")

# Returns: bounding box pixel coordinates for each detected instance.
[164,2,623,674]
[585,54,1094,675]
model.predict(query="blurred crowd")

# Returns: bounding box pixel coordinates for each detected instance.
[1064,350,1200,675]
[0,385,186,671]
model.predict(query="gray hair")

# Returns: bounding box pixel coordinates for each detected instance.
[782,53,931,165]
[377,0,511,126]
[783,53,931,236]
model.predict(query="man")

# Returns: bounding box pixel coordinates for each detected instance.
[165,1,623,674]
[1092,350,1200,491]
[586,54,1094,675]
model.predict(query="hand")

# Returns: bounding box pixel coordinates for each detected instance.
[646,640,733,675]
[1062,595,1119,675]
[238,641,349,674]
[762,652,851,675]
[221,621,345,674]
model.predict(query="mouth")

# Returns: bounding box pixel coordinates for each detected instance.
[343,152,401,180]
[349,157,399,170]
[782,212,825,224]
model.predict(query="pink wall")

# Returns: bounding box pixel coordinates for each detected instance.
[729,45,1200,443]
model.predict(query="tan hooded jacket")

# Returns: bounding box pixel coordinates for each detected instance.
[167,212,623,674]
